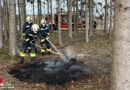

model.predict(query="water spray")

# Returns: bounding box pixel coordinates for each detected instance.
[30,39,70,62]
[46,39,71,62]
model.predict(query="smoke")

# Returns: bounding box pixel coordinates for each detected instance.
[65,45,76,59]
[65,46,86,60]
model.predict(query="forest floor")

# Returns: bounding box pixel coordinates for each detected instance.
[0,30,112,90]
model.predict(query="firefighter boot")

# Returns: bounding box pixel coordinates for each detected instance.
[19,57,24,64]
[31,57,35,62]
[19,52,26,64]
[47,48,52,55]
[41,49,46,55]
[30,53,36,62]
[48,51,51,55]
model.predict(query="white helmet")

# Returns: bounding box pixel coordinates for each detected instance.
[26,16,32,22]
[41,19,47,24]
[41,19,47,27]
[32,24,39,33]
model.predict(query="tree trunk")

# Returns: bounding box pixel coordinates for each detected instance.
[50,0,53,31]
[89,0,93,36]
[109,0,113,39]
[18,0,21,33]
[19,0,25,39]
[39,0,42,22]
[73,0,77,36]
[81,0,84,31]
[24,0,26,22]
[68,0,72,39]
[47,0,50,24]
[9,0,18,55]
[37,0,40,24]
[85,0,89,43]
[76,0,79,32]
[33,1,35,23]
[112,0,130,90]
[58,0,62,46]
[3,0,8,41]
[6,0,9,36]
[37,0,41,25]
[44,0,45,16]
[0,0,3,48]
[104,0,108,32]
[91,0,94,32]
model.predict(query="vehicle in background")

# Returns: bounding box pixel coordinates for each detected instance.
[45,13,82,30]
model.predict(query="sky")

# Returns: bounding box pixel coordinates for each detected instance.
[25,0,58,15]
[15,0,112,17]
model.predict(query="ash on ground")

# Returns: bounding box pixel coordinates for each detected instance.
[9,59,92,85]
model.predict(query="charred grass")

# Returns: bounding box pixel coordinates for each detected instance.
[0,30,112,90]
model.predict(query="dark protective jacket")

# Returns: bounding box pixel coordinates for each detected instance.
[22,28,38,50]
[20,29,38,59]
[38,25,50,40]
[24,29,38,42]
[38,25,51,53]
[22,22,33,36]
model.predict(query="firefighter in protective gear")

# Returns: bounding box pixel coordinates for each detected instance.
[22,16,33,37]
[19,24,39,64]
[38,19,51,55]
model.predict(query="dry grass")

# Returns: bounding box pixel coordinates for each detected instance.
[0,30,112,90]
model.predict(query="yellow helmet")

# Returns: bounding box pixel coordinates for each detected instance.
[41,19,46,24]
[32,24,39,33]
[26,16,32,22]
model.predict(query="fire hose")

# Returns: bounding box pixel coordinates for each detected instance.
[30,42,60,55]
[30,39,70,62]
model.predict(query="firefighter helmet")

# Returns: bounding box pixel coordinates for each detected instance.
[26,16,32,22]
[41,19,47,24]
[32,24,39,33]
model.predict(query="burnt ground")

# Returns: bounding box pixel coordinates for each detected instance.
[9,59,92,85]
[0,31,112,90]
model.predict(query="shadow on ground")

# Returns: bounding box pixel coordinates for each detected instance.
[9,59,92,85]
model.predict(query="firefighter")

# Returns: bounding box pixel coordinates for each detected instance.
[22,16,33,37]
[38,19,51,55]
[19,24,39,64]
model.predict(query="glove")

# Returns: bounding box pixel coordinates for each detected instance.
[22,33,26,39]
[46,37,49,40]
[24,38,30,42]
[47,33,50,36]
[22,33,26,36]
[41,39,45,43]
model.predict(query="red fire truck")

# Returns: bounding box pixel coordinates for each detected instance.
[46,14,82,30]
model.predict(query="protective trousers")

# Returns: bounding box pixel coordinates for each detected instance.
[19,41,37,63]
[40,39,51,55]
